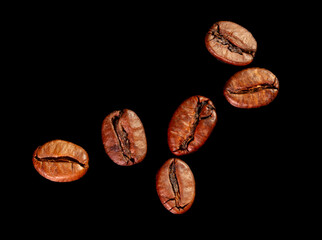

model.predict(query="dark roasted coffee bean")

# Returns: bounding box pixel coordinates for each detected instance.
[101,109,147,166]
[32,140,89,182]
[223,67,279,108]
[168,95,217,156]
[156,158,195,214]
[205,21,257,66]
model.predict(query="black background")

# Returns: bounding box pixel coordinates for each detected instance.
[27,2,300,227]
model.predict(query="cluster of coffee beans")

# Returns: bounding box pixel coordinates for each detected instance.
[155,95,216,213]
[205,21,279,109]
[32,20,279,215]
[155,21,279,214]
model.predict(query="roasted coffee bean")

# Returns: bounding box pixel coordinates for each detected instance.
[101,109,147,166]
[168,95,217,156]
[223,67,279,108]
[32,140,89,182]
[156,158,195,214]
[205,21,257,66]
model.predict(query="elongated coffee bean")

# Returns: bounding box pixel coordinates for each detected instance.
[205,21,257,66]
[224,67,279,108]
[32,140,89,182]
[168,95,217,156]
[156,158,195,214]
[101,109,147,166]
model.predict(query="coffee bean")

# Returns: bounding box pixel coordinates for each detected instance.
[205,21,257,66]
[101,109,147,166]
[32,140,89,182]
[156,158,195,214]
[223,67,279,108]
[168,95,217,156]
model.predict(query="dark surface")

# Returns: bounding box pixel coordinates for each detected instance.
[28,3,296,224]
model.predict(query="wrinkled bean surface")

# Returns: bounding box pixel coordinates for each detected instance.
[168,95,217,156]
[102,109,147,166]
[205,21,257,66]
[156,158,195,214]
[224,67,279,108]
[32,139,89,182]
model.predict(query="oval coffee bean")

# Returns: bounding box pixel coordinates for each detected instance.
[101,109,147,166]
[205,21,257,66]
[32,139,89,182]
[223,67,279,108]
[156,158,195,214]
[168,95,217,156]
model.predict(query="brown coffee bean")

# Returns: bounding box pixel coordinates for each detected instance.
[168,95,217,156]
[101,109,147,166]
[223,67,279,108]
[156,158,195,214]
[205,21,257,66]
[32,140,89,182]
